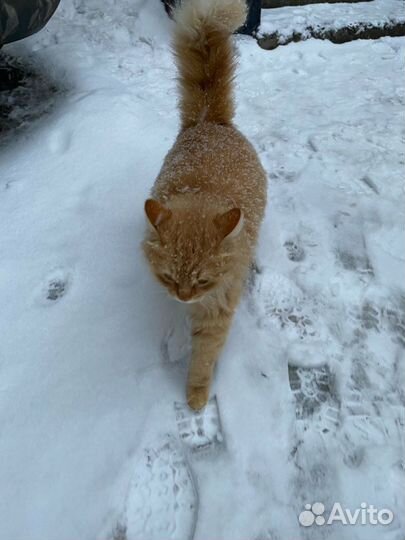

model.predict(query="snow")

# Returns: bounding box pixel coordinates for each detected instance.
[0,1,404,540]
[259,0,405,41]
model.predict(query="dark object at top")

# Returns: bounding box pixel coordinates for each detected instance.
[238,0,261,35]
[161,0,177,17]
[0,0,60,47]
[160,0,261,35]
[0,0,60,91]
[0,63,24,90]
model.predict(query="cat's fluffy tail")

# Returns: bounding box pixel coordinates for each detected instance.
[173,0,247,129]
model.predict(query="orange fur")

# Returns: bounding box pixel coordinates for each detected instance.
[143,0,267,410]
[173,0,247,128]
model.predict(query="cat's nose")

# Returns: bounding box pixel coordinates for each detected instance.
[177,285,193,302]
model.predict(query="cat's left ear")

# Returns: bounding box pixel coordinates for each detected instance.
[145,199,172,230]
[214,208,244,240]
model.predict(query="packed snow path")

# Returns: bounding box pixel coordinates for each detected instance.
[0,2,404,540]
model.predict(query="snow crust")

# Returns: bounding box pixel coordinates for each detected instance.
[259,0,405,41]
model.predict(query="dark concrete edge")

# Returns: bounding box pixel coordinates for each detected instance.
[257,20,405,50]
[262,0,373,8]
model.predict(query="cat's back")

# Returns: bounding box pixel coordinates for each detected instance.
[155,123,267,217]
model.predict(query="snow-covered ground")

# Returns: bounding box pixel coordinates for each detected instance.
[259,0,405,41]
[0,1,404,540]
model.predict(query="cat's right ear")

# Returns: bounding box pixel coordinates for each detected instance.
[144,199,172,230]
[214,207,244,240]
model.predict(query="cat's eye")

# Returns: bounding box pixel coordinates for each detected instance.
[197,278,210,286]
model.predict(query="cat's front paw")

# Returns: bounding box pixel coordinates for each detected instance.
[187,384,209,411]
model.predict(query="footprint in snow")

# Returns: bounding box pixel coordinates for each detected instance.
[333,212,374,281]
[284,239,306,262]
[340,407,405,472]
[47,125,73,154]
[336,248,374,278]
[174,396,224,454]
[161,317,192,367]
[35,268,71,305]
[288,364,341,436]
[268,167,297,183]
[46,277,68,301]
[349,296,405,348]
[251,271,328,342]
[119,437,198,540]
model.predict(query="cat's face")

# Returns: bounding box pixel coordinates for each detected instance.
[143,199,243,303]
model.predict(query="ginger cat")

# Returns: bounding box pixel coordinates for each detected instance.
[143,0,267,410]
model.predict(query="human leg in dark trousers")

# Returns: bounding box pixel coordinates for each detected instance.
[0,0,60,90]
[238,0,261,35]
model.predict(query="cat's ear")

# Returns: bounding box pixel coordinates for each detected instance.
[145,199,172,230]
[214,208,244,240]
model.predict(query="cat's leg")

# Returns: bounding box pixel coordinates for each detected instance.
[187,284,242,410]
[187,308,233,410]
